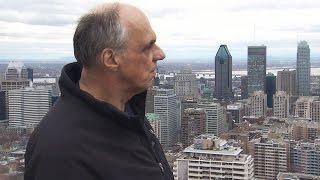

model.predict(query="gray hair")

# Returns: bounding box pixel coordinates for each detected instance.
[73,3,127,68]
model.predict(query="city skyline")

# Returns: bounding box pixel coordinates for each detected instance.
[1,0,320,61]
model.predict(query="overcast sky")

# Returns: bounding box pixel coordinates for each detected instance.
[0,0,320,62]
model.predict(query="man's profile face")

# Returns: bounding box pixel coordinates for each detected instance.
[117,8,165,93]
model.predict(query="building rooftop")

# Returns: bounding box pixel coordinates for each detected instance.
[145,113,159,122]
[183,145,243,156]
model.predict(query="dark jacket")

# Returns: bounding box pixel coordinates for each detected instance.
[25,62,174,180]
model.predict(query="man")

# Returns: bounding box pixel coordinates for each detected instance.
[25,3,174,180]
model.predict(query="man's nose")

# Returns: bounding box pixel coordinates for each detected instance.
[153,44,165,61]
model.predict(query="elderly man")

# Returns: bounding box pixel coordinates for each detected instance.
[24,3,174,180]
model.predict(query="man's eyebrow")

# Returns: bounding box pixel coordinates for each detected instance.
[146,39,156,48]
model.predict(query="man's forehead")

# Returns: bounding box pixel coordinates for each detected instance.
[119,5,156,43]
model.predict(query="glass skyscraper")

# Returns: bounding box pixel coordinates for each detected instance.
[247,45,267,95]
[266,73,276,108]
[214,45,233,101]
[297,41,310,96]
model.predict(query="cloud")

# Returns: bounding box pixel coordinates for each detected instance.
[0,0,320,61]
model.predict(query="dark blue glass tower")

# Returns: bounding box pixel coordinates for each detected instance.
[215,45,233,101]
[266,73,276,108]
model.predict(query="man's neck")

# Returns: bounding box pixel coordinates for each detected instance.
[79,69,132,112]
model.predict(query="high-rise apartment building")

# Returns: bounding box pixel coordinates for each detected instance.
[214,45,233,101]
[154,89,178,148]
[173,134,254,180]
[297,41,310,96]
[276,69,297,96]
[293,142,320,176]
[249,138,289,179]
[273,91,290,119]
[247,45,267,95]
[174,69,198,100]
[8,86,52,128]
[311,100,320,123]
[295,96,319,120]
[181,108,206,147]
[198,101,226,136]
[248,91,267,117]
[289,119,320,141]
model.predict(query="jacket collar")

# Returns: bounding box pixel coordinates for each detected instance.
[58,62,147,130]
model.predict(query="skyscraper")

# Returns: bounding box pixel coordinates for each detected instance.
[27,68,33,82]
[214,45,233,101]
[276,69,297,96]
[0,62,30,122]
[154,89,178,148]
[247,45,267,95]
[273,91,290,119]
[173,69,198,100]
[249,91,267,117]
[241,75,248,99]
[198,101,226,136]
[266,73,276,108]
[0,91,6,120]
[8,86,52,128]
[1,61,29,91]
[297,41,310,96]
[181,108,206,147]
[145,86,157,113]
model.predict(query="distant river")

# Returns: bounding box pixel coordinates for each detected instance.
[192,67,320,78]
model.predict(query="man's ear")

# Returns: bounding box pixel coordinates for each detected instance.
[99,48,119,72]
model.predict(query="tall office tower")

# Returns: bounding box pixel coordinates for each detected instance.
[1,61,30,91]
[173,134,254,180]
[0,91,6,120]
[145,113,160,138]
[293,142,320,176]
[1,62,30,122]
[311,100,320,122]
[8,86,52,128]
[26,68,33,82]
[273,91,290,119]
[154,89,178,148]
[145,86,157,113]
[247,45,267,95]
[198,101,226,136]
[227,103,244,123]
[266,73,276,108]
[248,91,267,117]
[276,69,297,95]
[173,69,198,100]
[249,138,289,179]
[241,76,248,99]
[181,108,206,147]
[214,45,233,101]
[295,96,319,119]
[297,41,310,96]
